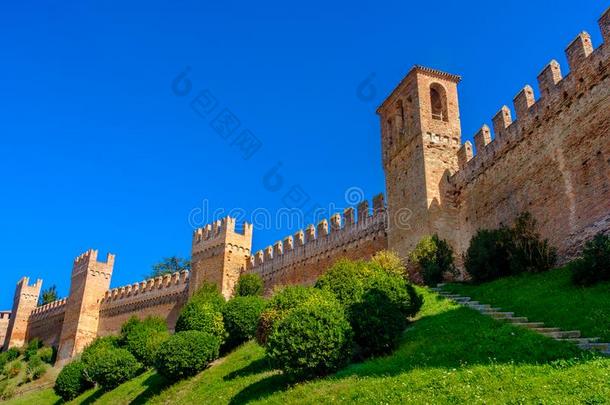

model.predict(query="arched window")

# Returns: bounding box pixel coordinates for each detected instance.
[430,83,448,122]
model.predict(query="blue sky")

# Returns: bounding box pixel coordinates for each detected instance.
[0,1,605,308]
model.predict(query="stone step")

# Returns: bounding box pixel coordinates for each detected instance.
[512,322,545,329]
[532,327,561,333]
[465,301,480,306]
[437,283,446,287]
[578,342,610,352]
[558,337,599,345]
[504,316,529,323]
[430,287,442,292]
[483,311,514,319]
[543,330,581,339]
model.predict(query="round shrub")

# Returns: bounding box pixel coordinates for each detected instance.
[234,273,264,297]
[371,250,407,278]
[222,296,266,349]
[122,316,170,367]
[266,291,352,378]
[190,282,226,311]
[256,285,321,346]
[350,289,407,358]
[5,347,20,361]
[464,227,513,283]
[409,235,456,286]
[572,232,610,286]
[38,346,55,364]
[54,360,91,401]
[155,331,220,381]
[175,301,226,342]
[24,338,42,360]
[81,336,120,372]
[85,347,141,390]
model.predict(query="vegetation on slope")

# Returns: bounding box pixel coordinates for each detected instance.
[8,287,609,404]
[445,266,610,341]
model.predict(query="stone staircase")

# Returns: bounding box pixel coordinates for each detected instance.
[431,284,610,356]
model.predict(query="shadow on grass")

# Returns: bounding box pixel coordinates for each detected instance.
[223,357,273,381]
[228,373,291,405]
[76,388,105,405]
[130,373,171,405]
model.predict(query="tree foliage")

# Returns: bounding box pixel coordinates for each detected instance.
[149,256,191,278]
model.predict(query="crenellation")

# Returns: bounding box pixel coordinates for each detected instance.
[513,85,536,119]
[473,125,492,153]
[305,224,316,242]
[317,219,329,237]
[492,106,513,139]
[457,141,473,169]
[537,60,563,99]
[357,200,369,221]
[565,32,594,71]
[343,207,355,226]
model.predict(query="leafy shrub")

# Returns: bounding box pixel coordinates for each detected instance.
[175,301,226,343]
[464,227,514,283]
[222,296,267,349]
[81,336,120,368]
[190,282,226,311]
[266,290,352,378]
[351,289,407,357]
[54,360,91,401]
[234,273,264,297]
[24,354,46,382]
[85,347,141,390]
[256,285,320,346]
[371,250,407,278]
[5,348,20,362]
[409,235,456,286]
[571,232,610,286]
[0,353,8,371]
[122,316,170,367]
[0,381,14,400]
[6,360,22,378]
[38,346,55,364]
[24,338,42,360]
[510,212,557,274]
[119,316,142,342]
[155,331,220,381]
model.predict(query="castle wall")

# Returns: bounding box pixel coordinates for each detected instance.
[98,270,189,335]
[450,23,610,259]
[245,196,388,292]
[26,299,66,347]
[3,277,41,350]
[0,311,11,348]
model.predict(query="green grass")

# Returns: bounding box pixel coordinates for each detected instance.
[445,266,610,341]
[6,287,610,404]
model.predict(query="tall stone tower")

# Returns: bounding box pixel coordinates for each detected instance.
[377,66,462,260]
[190,217,253,299]
[56,249,114,365]
[2,277,42,350]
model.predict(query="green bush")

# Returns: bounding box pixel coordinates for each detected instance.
[222,296,266,349]
[24,338,42,360]
[350,289,407,357]
[85,347,141,390]
[122,316,170,367]
[155,331,220,381]
[0,353,8,371]
[256,285,321,346]
[81,336,120,369]
[38,346,55,364]
[119,316,142,342]
[465,227,514,283]
[0,381,14,401]
[266,290,352,379]
[5,360,22,378]
[54,360,91,401]
[510,212,557,274]
[190,282,226,311]
[409,235,456,286]
[234,273,264,297]
[24,354,46,382]
[571,232,610,286]
[371,250,408,278]
[5,348,20,362]
[175,301,226,342]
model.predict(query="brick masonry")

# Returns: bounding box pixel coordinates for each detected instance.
[1,9,608,364]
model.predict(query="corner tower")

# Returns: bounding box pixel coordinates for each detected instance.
[2,277,42,350]
[190,217,253,299]
[378,66,462,260]
[57,249,114,365]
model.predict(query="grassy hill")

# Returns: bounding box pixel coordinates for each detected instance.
[6,282,610,404]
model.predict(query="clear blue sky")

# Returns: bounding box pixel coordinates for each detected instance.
[0,1,605,308]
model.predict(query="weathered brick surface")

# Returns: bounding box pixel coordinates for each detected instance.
[2,277,41,350]
[0,311,11,348]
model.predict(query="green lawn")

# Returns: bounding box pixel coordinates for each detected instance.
[445,266,610,342]
[6,287,610,404]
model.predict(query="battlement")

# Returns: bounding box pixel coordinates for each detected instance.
[73,249,115,269]
[0,311,11,320]
[30,298,67,320]
[246,194,387,279]
[192,217,253,256]
[15,277,43,299]
[451,9,610,187]
[100,270,190,305]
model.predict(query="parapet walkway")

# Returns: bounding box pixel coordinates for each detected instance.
[432,284,610,357]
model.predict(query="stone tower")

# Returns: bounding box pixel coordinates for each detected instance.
[56,249,114,365]
[2,277,42,350]
[377,66,462,260]
[190,217,253,299]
